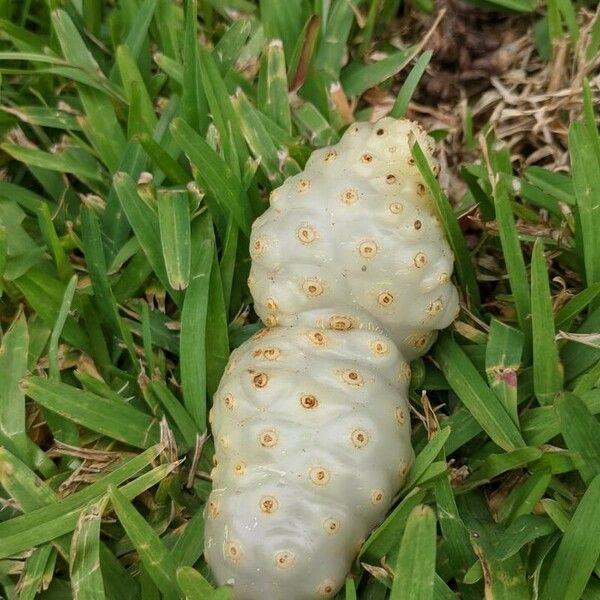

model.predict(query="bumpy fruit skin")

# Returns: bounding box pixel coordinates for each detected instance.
[205,118,459,599]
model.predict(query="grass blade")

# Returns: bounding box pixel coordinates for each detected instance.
[70,498,107,600]
[390,505,437,600]
[157,189,192,290]
[23,376,161,449]
[541,474,600,600]
[432,332,525,451]
[108,486,181,600]
[413,142,480,310]
[531,239,563,404]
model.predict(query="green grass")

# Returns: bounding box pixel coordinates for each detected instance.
[0,0,599,599]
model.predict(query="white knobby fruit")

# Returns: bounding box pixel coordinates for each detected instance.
[205,117,459,599]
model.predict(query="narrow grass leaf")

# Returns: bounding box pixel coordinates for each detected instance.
[1,143,103,182]
[138,133,189,184]
[109,486,180,600]
[570,122,600,289]
[70,497,107,600]
[360,488,428,563]
[413,143,480,310]
[181,0,208,133]
[531,239,563,403]
[541,474,600,600]
[390,505,436,600]
[0,311,28,460]
[180,216,213,427]
[315,0,356,83]
[233,90,283,185]
[51,10,126,171]
[434,460,474,574]
[342,47,413,97]
[0,445,162,557]
[48,275,77,381]
[36,202,73,282]
[157,189,191,290]
[18,545,54,600]
[404,427,450,491]
[432,332,525,451]
[148,381,199,448]
[113,172,181,304]
[23,376,161,449]
[494,181,532,348]
[214,19,252,73]
[390,51,433,118]
[556,392,600,483]
[170,118,251,235]
[485,318,522,425]
[288,14,321,92]
[257,39,291,134]
[175,566,214,598]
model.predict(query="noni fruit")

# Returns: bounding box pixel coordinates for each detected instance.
[204,117,459,599]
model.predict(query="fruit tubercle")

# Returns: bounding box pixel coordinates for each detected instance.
[204,117,459,600]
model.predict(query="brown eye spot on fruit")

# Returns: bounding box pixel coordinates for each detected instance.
[376,128,385,136]
[264,314,278,327]
[408,334,429,350]
[252,372,269,388]
[378,291,394,306]
[359,240,378,258]
[398,459,409,480]
[341,189,358,204]
[207,498,220,518]
[297,225,317,244]
[395,407,406,424]
[259,429,279,448]
[307,331,328,346]
[330,315,353,330]
[266,297,278,312]
[361,153,373,163]
[251,238,266,256]
[426,299,443,317]
[323,518,339,534]
[371,489,384,504]
[223,393,235,409]
[260,496,279,514]
[300,394,318,409]
[233,462,246,475]
[408,157,416,166]
[414,220,422,230]
[302,279,324,297]
[342,369,363,386]
[274,551,295,569]
[262,347,281,360]
[226,541,242,562]
[399,363,412,382]
[385,174,396,184]
[317,580,336,597]
[370,340,388,355]
[309,466,330,485]
[438,272,449,284]
[417,182,426,196]
[324,150,337,161]
[351,429,369,448]
[414,252,427,268]
[389,202,403,214]
[297,178,310,192]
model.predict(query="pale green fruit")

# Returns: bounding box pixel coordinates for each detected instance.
[248,117,459,360]
[205,117,458,599]
[205,325,413,600]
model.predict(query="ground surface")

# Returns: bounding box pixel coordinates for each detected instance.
[1,1,600,599]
